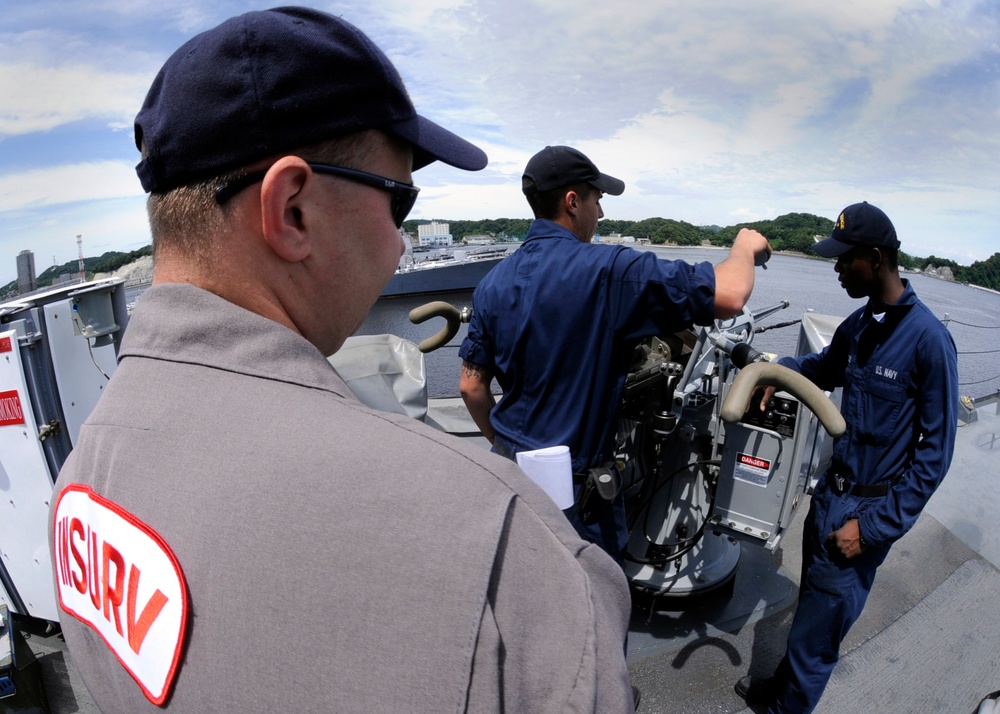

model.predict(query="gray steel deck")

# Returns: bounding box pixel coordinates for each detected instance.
[21,402,1000,713]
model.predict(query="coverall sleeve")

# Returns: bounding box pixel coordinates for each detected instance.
[466,497,634,712]
[611,252,716,340]
[858,328,959,546]
[777,317,852,392]
[458,297,494,370]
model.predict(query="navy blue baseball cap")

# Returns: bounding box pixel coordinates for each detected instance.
[522,146,625,196]
[813,201,900,258]
[135,7,488,194]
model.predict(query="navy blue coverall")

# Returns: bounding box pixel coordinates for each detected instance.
[770,280,958,713]
[459,219,716,561]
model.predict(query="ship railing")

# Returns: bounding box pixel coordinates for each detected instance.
[959,388,1000,424]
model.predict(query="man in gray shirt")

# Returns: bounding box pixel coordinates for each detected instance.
[49,8,634,712]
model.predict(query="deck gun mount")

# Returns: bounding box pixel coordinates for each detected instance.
[406,299,846,597]
[616,302,844,596]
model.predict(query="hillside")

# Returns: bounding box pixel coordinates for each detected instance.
[5,214,998,297]
[414,213,998,290]
[2,246,152,299]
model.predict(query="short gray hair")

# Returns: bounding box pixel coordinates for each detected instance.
[146,132,375,262]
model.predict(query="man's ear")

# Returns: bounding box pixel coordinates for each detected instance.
[259,157,315,263]
[870,247,884,272]
[563,189,580,217]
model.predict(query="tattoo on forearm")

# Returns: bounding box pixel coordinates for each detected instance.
[462,360,490,380]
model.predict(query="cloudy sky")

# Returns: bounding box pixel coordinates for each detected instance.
[2,0,998,286]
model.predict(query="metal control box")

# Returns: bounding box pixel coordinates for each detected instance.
[712,389,811,551]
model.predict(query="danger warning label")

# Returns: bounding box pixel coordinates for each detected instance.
[734,452,772,487]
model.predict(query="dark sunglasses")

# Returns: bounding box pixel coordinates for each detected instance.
[215,163,420,228]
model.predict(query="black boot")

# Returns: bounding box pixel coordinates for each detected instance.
[734,675,778,704]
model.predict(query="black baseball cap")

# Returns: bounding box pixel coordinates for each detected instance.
[134,7,488,194]
[522,146,625,196]
[813,201,900,258]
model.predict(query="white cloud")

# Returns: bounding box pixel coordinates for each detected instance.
[0,63,151,137]
[0,0,996,274]
[0,162,144,211]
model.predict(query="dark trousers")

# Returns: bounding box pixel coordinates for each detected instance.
[493,434,629,563]
[769,486,890,714]
[563,487,629,565]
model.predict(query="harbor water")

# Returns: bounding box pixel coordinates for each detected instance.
[356,246,1000,400]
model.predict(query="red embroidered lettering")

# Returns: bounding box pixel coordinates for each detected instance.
[57,519,70,586]
[54,485,187,705]
[59,515,169,649]
[127,565,169,655]
[89,529,102,610]
[70,518,87,594]
[103,541,126,636]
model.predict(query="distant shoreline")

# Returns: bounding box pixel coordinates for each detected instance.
[85,244,973,291]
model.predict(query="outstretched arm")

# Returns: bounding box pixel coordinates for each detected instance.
[460,360,497,444]
[713,228,772,318]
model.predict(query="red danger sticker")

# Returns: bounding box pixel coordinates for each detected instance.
[0,336,11,353]
[0,389,25,427]
[734,452,772,487]
[738,453,771,470]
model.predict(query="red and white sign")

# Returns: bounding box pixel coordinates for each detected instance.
[0,389,25,427]
[739,454,770,470]
[0,335,11,353]
[53,485,188,705]
[734,452,772,487]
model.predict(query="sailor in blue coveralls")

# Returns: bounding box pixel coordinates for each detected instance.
[735,202,959,713]
[458,145,772,564]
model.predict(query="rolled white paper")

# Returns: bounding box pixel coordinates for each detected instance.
[516,445,575,510]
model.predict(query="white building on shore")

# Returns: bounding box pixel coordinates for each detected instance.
[417,221,454,248]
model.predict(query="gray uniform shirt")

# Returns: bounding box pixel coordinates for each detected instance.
[49,284,633,713]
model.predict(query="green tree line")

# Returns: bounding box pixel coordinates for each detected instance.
[710,214,1000,289]
[409,212,999,290]
[404,216,717,246]
[6,215,998,295]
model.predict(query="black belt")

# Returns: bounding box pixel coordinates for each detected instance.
[574,465,620,520]
[827,472,896,498]
[574,465,618,494]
